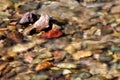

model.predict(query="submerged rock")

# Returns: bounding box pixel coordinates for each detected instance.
[56,63,77,69]
[110,5,120,14]
[72,50,92,60]
[33,13,50,32]
[19,12,38,24]
[70,71,91,80]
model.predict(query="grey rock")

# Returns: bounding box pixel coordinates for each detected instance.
[70,71,91,80]
[99,53,113,62]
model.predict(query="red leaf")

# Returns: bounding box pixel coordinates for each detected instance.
[41,29,63,39]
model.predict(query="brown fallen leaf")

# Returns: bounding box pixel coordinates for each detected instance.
[35,62,53,71]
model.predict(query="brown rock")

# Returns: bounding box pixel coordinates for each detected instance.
[115,26,120,32]
[111,5,120,14]
[2,66,12,75]
[0,62,8,71]
[7,31,23,43]
[52,51,65,62]
[1,52,17,61]
[65,45,76,54]
[23,25,34,35]
[0,0,13,11]
[24,54,33,63]
[0,28,8,31]
[3,69,16,79]
[72,50,92,60]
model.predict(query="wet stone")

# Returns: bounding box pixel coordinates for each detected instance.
[99,53,113,62]
[17,1,41,12]
[111,46,120,52]
[70,71,91,80]
[72,50,92,60]
[32,74,49,80]
[34,13,50,32]
[0,0,120,80]
[59,0,80,9]
[115,26,120,32]
[0,62,8,71]
[56,62,77,69]
[43,38,69,51]
[110,5,120,14]
[15,66,27,73]
[35,48,52,59]
[62,69,72,75]
[116,63,120,70]
[52,51,66,63]
[3,69,16,79]
[19,12,38,25]
[36,1,75,20]
[7,30,24,43]
[64,45,76,54]
[0,0,13,11]
[72,32,83,39]
[49,70,62,79]
[112,61,120,70]
[88,76,107,80]
[14,73,32,80]
[101,25,114,35]
[64,25,80,35]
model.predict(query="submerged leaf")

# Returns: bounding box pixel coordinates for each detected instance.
[41,29,63,39]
